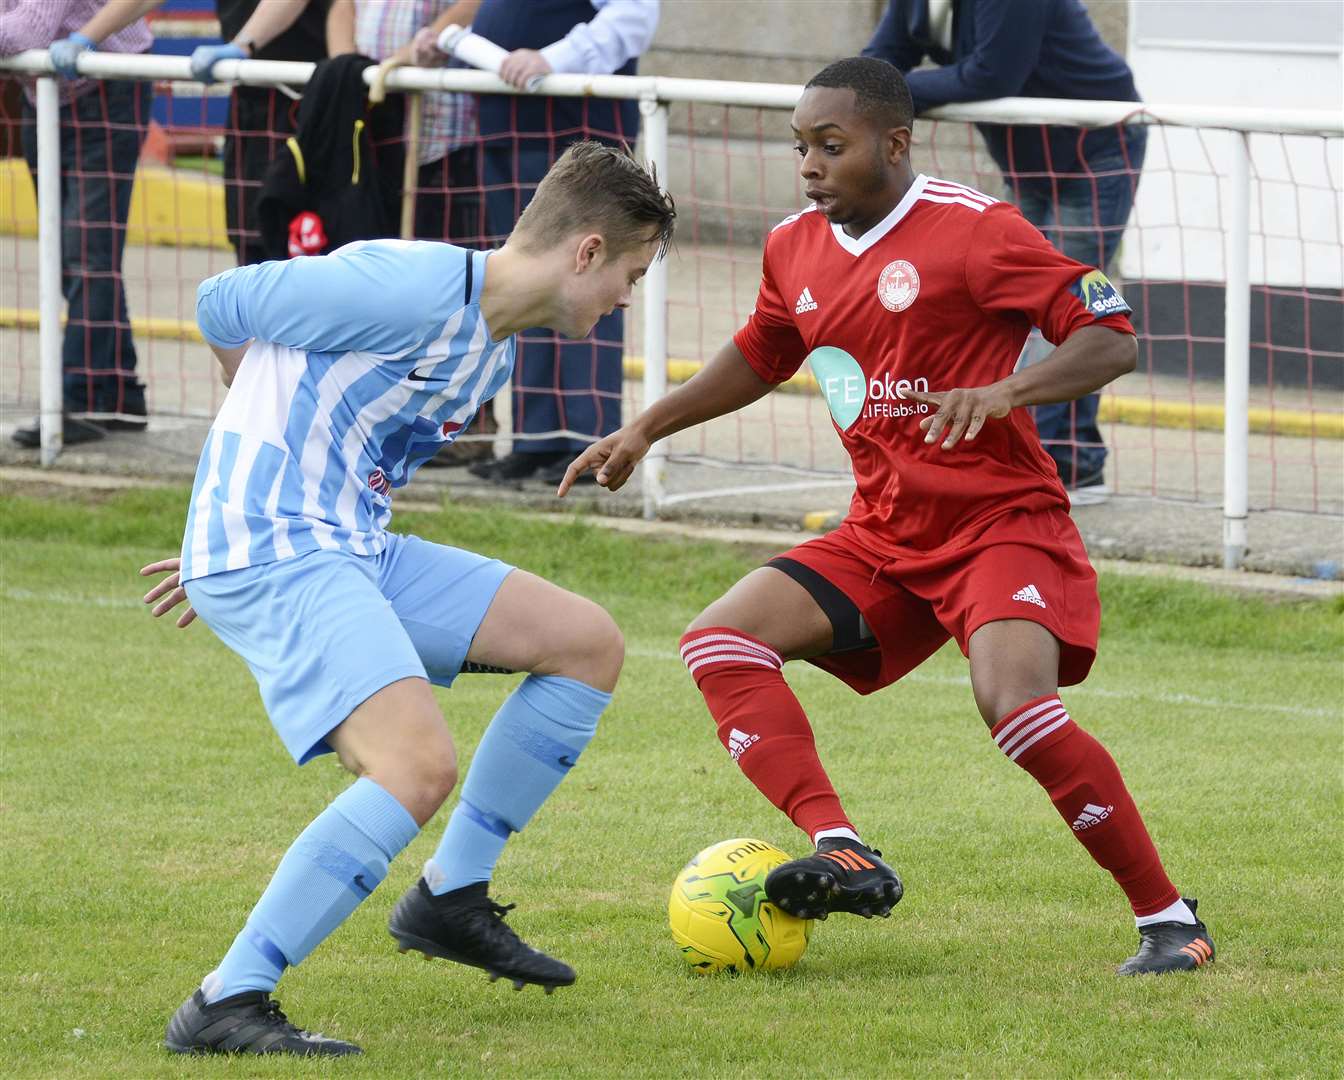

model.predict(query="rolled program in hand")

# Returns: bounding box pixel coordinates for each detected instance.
[436,24,544,91]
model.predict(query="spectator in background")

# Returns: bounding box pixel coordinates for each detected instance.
[327,0,493,467]
[326,0,481,245]
[466,0,660,487]
[189,0,327,266]
[864,0,1146,502]
[2,0,162,447]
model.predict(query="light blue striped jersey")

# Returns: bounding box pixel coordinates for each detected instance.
[181,240,513,582]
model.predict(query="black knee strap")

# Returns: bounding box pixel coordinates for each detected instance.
[460,660,517,675]
[766,557,875,655]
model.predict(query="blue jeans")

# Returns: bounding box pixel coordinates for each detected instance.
[1008,124,1147,484]
[482,140,624,455]
[22,79,150,418]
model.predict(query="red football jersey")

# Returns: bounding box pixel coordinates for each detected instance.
[734,174,1135,555]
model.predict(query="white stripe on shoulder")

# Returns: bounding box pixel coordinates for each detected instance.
[770,205,818,233]
[923,177,997,205]
[916,191,995,214]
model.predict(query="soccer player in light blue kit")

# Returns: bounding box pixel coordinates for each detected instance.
[140,142,675,1057]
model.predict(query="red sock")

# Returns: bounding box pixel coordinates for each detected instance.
[992,695,1181,917]
[680,627,853,839]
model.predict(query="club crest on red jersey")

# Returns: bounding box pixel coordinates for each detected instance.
[877,260,920,312]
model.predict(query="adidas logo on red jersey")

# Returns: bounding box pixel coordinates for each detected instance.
[1012,583,1047,608]
[794,287,818,314]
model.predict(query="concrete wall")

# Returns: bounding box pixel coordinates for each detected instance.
[640,1,1132,244]
[643,0,886,87]
[643,1,1130,91]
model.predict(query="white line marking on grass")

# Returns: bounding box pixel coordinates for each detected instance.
[3,588,1334,721]
[624,643,1339,721]
[3,587,143,609]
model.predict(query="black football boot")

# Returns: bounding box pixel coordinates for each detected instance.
[388,879,575,992]
[164,990,361,1056]
[1117,897,1215,975]
[764,837,903,920]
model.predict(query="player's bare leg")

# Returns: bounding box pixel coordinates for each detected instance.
[680,568,902,920]
[167,679,449,1056]
[968,620,1214,974]
[388,570,622,991]
[328,678,460,824]
[465,569,624,692]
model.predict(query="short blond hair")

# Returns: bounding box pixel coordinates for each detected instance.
[512,141,676,259]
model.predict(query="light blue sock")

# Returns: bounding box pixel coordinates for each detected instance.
[203,777,419,1002]
[424,674,609,895]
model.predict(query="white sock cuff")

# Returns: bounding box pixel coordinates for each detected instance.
[200,970,224,1004]
[680,630,783,676]
[1135,897,1197,928]
[812,826,862,845]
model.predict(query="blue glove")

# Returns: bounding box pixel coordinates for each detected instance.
[49,32,95,80]
[189,42,247,84]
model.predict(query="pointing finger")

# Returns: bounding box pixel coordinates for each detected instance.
[555,460,582,498]
[897,387,943,407]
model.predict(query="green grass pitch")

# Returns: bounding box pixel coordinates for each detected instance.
[1,485,1340,1077]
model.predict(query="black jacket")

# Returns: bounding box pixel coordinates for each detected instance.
[256,54,403,260]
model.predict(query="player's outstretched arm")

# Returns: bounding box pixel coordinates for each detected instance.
[557,339,775,495]
[139,557,197,629]
[900,324,1136,451]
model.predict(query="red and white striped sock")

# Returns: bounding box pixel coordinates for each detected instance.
[992,695,1181,918]
[679,627,854,839]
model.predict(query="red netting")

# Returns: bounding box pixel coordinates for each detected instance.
[1,79,1339,515]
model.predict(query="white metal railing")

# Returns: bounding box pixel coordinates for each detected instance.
[3,48,1342,568]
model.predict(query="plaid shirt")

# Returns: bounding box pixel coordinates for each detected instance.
[0,0,153,104]
[355,0,476,163]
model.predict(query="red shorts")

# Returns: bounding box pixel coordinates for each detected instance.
[773,510,1100,693]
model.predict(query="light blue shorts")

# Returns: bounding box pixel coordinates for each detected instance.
[184,533,513,765]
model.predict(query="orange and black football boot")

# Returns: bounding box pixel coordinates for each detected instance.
[764,838,902,920]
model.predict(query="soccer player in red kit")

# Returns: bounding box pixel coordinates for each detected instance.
[559,57,1214,975]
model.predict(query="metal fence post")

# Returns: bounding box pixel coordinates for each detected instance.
[1223,132,1251,570]
[639,95,669,520]
[36,76,62,465]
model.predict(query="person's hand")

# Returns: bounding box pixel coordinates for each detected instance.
[49,33,95,80]
[409,26,445,67]
[557,427,651,496]
[190,42,247,84]
[498,48,551,90]
[898,382,1016,450]
[139,557,198,629]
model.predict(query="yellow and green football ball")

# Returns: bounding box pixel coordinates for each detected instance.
[668,838,813,973]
